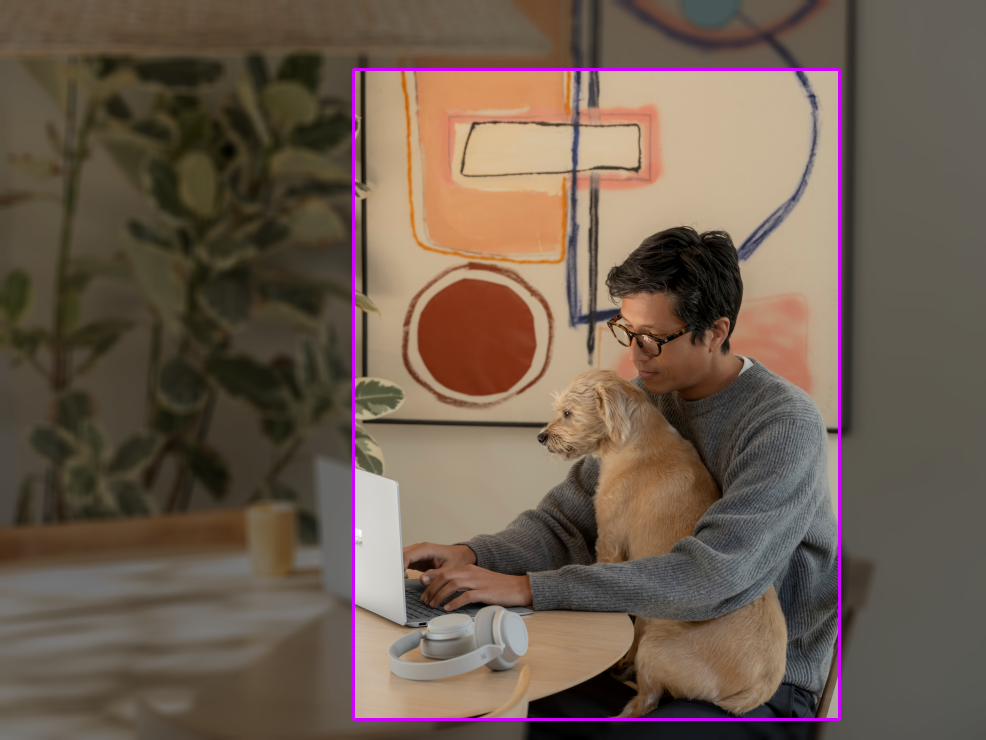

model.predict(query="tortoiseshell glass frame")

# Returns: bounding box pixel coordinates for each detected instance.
[606,314,696,357]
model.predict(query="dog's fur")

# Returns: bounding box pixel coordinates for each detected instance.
[539,369,787,718]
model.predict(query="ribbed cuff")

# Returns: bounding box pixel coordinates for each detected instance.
[453,536,498,570]
[527,570,571,611]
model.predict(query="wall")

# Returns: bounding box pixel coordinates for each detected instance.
[828,1,986,737]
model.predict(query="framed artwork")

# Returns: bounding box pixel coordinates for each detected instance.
[362,68,840,430]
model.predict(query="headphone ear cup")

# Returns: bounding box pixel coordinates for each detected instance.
[472,605,500,653]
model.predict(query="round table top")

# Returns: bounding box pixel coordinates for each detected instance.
[355,605,634,719]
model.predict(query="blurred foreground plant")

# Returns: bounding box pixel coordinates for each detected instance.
[1,55,351,531]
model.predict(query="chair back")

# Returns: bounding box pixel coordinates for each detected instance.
[815,556,874,721]
[484,664,531,719]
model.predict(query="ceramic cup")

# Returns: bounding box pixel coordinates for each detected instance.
[246,501,297,577]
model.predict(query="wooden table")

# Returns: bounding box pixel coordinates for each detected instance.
[355,605,634,718]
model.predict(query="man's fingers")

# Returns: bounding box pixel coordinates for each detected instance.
[419,569,451,603]
[429,580,466,608]
[444,590,482,612]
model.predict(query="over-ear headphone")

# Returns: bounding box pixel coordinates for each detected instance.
[388,606,529,680]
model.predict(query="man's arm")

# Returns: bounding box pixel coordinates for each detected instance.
[525,417,829,620]
[454,455,602,576]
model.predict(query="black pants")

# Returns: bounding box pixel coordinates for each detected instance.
[527,671,817,739]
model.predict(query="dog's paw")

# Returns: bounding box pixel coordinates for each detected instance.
[614,696,646,719]
[609,661,636,683]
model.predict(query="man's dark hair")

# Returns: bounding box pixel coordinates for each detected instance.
[605,226,743,353]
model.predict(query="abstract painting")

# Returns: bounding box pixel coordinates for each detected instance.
[364,69,839,428]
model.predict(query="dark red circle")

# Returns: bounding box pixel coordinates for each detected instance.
[417,278,536,396]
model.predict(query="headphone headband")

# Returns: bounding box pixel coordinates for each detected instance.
[388,629,505,680]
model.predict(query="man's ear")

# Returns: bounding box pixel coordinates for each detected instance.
[708,317,731,353]
[595,383,631,445]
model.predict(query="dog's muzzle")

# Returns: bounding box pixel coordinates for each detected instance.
[537,429,549,445]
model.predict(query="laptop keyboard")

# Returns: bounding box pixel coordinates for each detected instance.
[404,587,473,622]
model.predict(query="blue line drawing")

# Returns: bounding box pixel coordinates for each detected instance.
[737,70,819,260]
[615,0,820,51]
[565,72,582,328]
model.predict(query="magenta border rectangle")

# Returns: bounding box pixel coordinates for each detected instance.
[350,66,843,724]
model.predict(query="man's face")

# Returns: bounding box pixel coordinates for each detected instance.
[618,292,718,397]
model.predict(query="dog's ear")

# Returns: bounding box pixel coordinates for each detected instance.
[595,382,631,445]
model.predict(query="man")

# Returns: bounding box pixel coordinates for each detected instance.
[402,227,838,728]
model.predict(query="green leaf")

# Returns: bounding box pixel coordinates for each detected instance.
[133,59,224,89]
[262,81,317,134]
[181,313,226,350]
[15,474,39,525]
[276,54,322,93]
[290,111,348,152]
[269,148,348,183]
[255,276,324,329]
[67,319,133,376]
[8,326,48,363]
[1,270,32,323]
[151,407,198,436]
[297,508,319,545]
[205,353,288,417]
[108,430,163,477]
[54,389,96,437]
[104,93,132,121]
[107,477,156,516]
[235,71,271,147]
[197,272,252,332]
[28,424,78,466]
[261,415,296,445]
[176,109,211,152]
[131,117,177,145]
[245,54,269,91]
[100,138,150,191]
[62,459,99,504]
[143,159,196,221]
[183,442,231,501]
[175,151,217,217]
[158,357,209,414]
[355,423,384,475]
[248,219,291,252]
[196,231,257,271]
[77,421,109,465]
[22,59,67,112]
[355,291,379,314]
[60,288,83,334]
[355,378,405,421]
[69,253,134,286]
[287,200,346,247]
[122,220,188,335]
[66,319,133,348]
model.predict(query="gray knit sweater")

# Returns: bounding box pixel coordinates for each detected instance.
[462,360,839,700]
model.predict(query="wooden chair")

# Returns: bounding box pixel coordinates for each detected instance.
[813,556,874,731]
[485,664,531,718]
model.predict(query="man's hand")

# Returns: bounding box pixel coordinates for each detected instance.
[418,563,533,612]
[402,542,477,573]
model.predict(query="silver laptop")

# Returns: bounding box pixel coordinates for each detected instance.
[354,468,532,627]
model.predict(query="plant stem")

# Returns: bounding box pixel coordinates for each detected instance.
[42,68,81,522]
[144,318,162,427]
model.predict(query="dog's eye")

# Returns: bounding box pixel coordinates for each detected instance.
[563,410,571,418]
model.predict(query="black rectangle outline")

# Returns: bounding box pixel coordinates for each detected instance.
[459,120,642,177]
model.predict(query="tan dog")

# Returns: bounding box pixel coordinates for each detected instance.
[538,369,787,718]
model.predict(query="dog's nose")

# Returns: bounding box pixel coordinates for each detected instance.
[537,430,549,445]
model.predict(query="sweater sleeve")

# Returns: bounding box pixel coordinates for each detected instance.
[525,416,828,619]
[456,456,601,576]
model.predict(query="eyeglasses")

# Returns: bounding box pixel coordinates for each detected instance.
[606,314,695,357]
